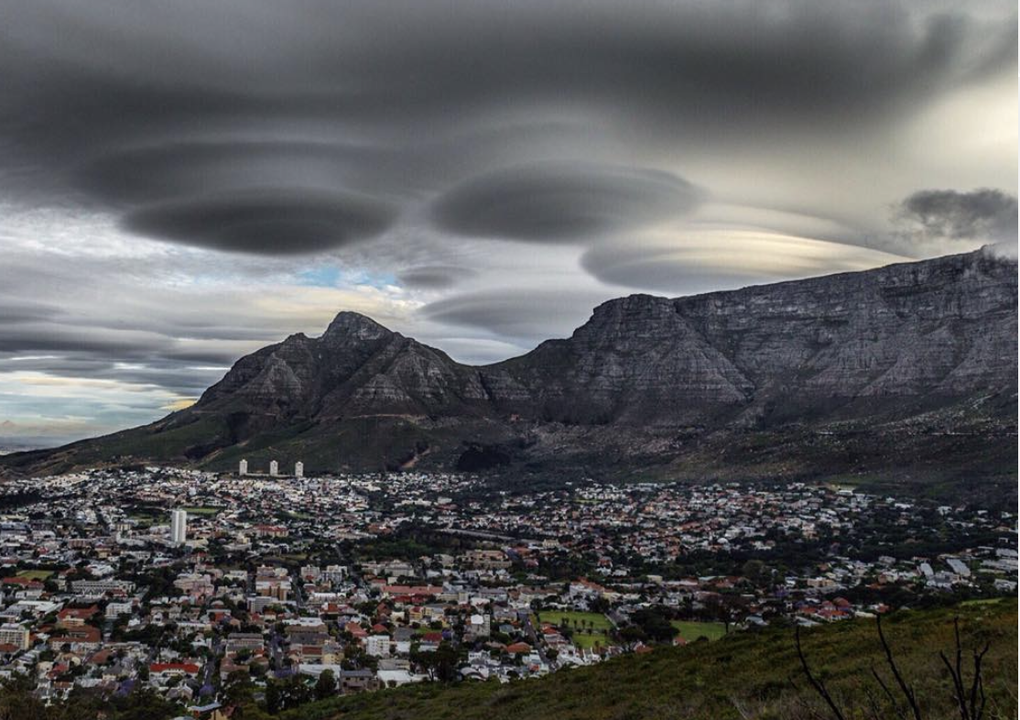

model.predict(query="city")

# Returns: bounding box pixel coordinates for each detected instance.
[0,464,1013,716]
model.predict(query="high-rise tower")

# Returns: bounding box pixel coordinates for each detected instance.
[171,509,188,545]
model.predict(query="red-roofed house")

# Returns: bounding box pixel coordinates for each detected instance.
[149,662,201,682]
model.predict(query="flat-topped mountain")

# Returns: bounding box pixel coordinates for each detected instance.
[4,249,1017,500]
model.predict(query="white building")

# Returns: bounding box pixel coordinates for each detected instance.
[294,461,304,478]
[322,565,348,584]
[106,602,133,619]
[0,624,29,651]
[171,509,188,545]
[239,459,248,476]
[269,460,279,477]
[365,635,391,657]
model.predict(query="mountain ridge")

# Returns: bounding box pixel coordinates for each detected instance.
[3,248,1016,500]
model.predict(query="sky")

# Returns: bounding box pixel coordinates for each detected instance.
[0,0,1016,446]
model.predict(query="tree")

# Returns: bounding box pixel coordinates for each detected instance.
[415,641,462,683]
[742,559,766,585]
[314,669,336,701]
[630,607,677,643]
[222,670,255,709]
[264,681,282,715]
[280,675,313,709]
[0,676,46,720]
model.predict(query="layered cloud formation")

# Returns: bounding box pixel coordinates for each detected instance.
[0,0,1015,443]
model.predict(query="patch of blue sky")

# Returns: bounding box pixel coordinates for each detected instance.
[297,265,397,290]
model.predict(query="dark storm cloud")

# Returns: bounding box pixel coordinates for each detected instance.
[398,266,477,290]
[896,188,1018,244]
[0,323,173,357]
[0,301,60,325]
[0,0,1014,255]
[0,0,1016,443]
[0,320,234,396]
[122,188,394,255]
[1,353,217,396]
[431,164,702,242]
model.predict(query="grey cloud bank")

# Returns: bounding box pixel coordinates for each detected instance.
[0,0,1015,442]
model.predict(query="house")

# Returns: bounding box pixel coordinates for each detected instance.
[57,606,99,627]
[50,625,101,653]
[339,669,380,694]
[0,625,29,651]
[149,662,201,683]
[365,635,391,657]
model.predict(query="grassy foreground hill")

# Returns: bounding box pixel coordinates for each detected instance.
[274,599,1017,720]
[0,600,1013,720]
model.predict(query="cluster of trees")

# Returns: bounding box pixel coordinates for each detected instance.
[0,677,182,720]
[410,641,464,682]
[620,607,677,643]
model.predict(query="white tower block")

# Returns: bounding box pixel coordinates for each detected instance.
[295,461,304,478]
[171,509,188,545]
[239,459,248,476]
[269,460,279,476]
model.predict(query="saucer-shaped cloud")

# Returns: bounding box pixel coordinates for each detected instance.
[123,189,395,255]
[398,265,478,290]
[72,141,382,207]
[423,288,611,342]
[431,164,702,243]
[582,230,909,294]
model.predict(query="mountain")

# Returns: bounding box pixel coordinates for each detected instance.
[3,249,1017,500]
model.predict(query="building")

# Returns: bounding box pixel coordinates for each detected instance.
[171,509,188,545]
[69,579,136,595]
[0,624,29,651]
[239,459,248,476]
[149,662,201,683]
[269,460,279,477]
[106,602,133,619]
[365,635,391,657]
[322,565,348,584]
[294,461,304,478]
[339,669,380,694]
[464,549,512,570]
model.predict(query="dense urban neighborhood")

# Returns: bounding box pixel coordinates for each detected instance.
[0,466,1014,717]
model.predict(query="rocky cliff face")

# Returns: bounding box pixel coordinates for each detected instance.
[5,249,1016,498]
[480,248,1016,426]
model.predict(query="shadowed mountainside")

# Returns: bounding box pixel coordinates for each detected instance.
[4,248,1016,500]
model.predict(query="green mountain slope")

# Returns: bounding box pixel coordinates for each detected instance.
[283,599,1016,720]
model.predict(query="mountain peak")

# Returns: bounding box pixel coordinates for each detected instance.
[322,311,393,342]
[4,251,1014,489]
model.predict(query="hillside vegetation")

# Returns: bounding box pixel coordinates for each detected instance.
[272,599,1017,720]
[0,599,1013,720]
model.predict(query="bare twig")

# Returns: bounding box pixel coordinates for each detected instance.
[940,650,969,720]
[969,642,990,720]
[876,614,922,720]
[939,617,991,720]
[795,624,847,720]
[871,664,908,720]
[862,680,892,720]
